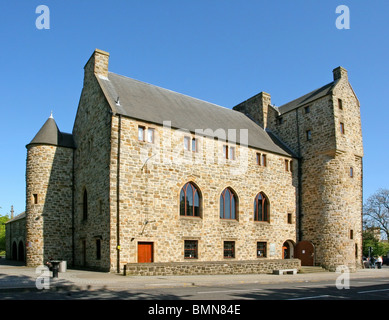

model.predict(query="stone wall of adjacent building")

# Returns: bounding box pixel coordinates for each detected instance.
[5,214,26,261]
[25,145,73,266]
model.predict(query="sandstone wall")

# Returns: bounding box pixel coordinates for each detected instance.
[109,115,298,272]
[25,145,73,266]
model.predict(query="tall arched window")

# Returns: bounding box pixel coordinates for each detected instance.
[220,188,237,220]
[83,189,88,221]
[254,192,269,222]
[180,182,201,217]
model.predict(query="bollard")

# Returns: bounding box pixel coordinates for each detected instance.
[51,261,61,278]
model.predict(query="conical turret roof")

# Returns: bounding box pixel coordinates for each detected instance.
[27,114,75,148]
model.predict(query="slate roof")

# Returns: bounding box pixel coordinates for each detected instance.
[278,80,338,114]
[27,116,75,148]
[97,72,293,157]
[5,212,26,224]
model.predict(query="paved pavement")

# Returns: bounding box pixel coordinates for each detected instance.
[0,258,388,292]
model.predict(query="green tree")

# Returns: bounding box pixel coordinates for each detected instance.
[362,229,389,257]
[0,214,10,252]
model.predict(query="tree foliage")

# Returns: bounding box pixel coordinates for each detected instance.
[363,188,389,241]
[0,214,10,251]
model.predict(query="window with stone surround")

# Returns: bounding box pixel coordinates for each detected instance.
[184,136,190,150]
[222,145,236,160]
[257,153,267,166]
[223,241,235,259]
[138,126,145,141]
[83,189,88,221]
[33,194,38,205]
[306,130,312,141]
[340,122,345,134]
[147,128,155,143]
[96,239,101,260]
[257,242,267,258]
[285,159,293,172]
[184,240,198,259]
[338,98,343,110]
[254,192,269,222]
[138,125,155,143]
[220,187,238,220]
[180,182,201,217]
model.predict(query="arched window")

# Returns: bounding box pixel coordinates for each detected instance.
[83,189,88,220]
[180,182,201,217]
[220,188,237,219]
[254,192,269,222]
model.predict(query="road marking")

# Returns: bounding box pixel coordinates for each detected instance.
[197,288,263,294]
[295,284,334,288]
[358,288,389,294]
[287,295,330,300]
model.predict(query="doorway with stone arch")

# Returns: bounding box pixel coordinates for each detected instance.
[282,240,295,259]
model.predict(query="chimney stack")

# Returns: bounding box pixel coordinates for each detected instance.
[333,66,348,81]
[84,49,110,79]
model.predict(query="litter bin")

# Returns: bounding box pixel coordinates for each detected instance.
[59,260,67,273]
[50,260,61,278]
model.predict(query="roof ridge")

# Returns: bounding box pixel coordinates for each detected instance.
[278,80,337,113]
[108,72,238,113]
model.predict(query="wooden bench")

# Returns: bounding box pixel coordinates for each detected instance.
[273,269,297,275]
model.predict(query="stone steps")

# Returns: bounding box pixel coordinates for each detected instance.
[298,266,327,273]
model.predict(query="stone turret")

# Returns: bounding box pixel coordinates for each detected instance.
[25,114,75,266]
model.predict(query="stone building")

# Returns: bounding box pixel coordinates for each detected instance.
[23,49,363,273]
[5,207,26,262]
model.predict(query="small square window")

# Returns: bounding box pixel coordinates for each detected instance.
[340,122,345,134]
[224,241,235,259]
[257,242,267,258]
[138,126,145,141]
[304,106,310,114]
[223,145,228,159]
[306,130,312,141]
[229,147,236,160]
[184,240,198,259]
[184,136,190,150]
[262,154,267,166]
[96,239,101,260]
[338,98,343,110]
[147,128,155,143]
[192,138,197,152]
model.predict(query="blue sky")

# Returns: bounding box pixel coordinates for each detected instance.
[0,0,388,216]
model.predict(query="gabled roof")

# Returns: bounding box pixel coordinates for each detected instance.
[278,80,338,114]
[27,116,75,148]
[5,212,26,224]
[97,72,293,157]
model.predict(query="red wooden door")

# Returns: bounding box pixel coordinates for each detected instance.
[138,242,153,263]
[295,241,315,266]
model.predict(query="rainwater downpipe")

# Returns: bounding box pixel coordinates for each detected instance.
[116,114,122,273]
[295,108,303,242]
